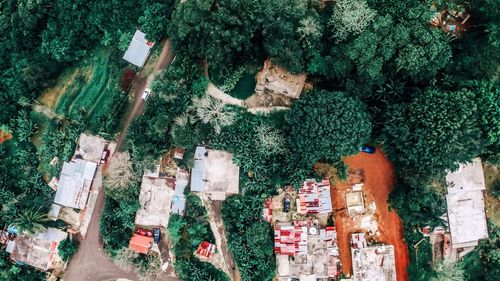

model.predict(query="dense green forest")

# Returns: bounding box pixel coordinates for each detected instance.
[1,0,499,280]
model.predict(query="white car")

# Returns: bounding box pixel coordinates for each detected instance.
[142,88,151,101]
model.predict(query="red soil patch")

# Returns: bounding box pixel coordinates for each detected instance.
[331,149,409,281]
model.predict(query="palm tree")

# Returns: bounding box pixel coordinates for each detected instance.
[13,207,50,235]
[191,95,236,134]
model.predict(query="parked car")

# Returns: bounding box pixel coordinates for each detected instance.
[361,145,376,154]
[283,196,291,212]
[142,88,151,101]
[100,149,110,164]
[136,228,153,237]
[153,227,161,243]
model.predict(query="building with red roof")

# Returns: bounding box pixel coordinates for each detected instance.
[128,234,153,254]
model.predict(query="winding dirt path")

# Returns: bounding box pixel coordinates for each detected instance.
[331,149,409,281]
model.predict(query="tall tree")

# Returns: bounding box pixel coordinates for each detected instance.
[286,90,372,167]
[330,0,377,42]
[13,207,50,235]
[382,88,485,177]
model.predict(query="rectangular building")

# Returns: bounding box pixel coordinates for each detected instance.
[54,159,97,209]
[445,158,488,249]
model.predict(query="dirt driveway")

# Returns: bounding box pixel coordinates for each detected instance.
[331,149,409,281]
[115,39,175,152]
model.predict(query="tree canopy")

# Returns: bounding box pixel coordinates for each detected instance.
[382,88,485,177]
[286,90,372,167]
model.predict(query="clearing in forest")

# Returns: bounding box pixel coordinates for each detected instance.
[331,149,409,281]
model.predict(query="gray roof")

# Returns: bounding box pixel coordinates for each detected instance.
[123,30,153,67]
[172,170,189,215]
[54,159,97,209]
[446,158,488,248]
[190,146,206,192]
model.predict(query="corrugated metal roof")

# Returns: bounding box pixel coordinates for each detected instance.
[54,160,96,209]
[123,30,153,67]
[190,146,206,192]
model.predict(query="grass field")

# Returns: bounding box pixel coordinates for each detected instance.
[33,48,131,178]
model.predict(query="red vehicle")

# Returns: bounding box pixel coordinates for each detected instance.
[136,228,153,237]
[100,149,110,164]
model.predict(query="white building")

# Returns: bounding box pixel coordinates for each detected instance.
[445,158,488,249]
[123,29,154,67]
[190,146,239,200]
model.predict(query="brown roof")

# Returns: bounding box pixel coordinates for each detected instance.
[128,234,152,254]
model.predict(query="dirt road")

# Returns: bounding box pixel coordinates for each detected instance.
[331,149,409,281]
[62,190,139,281]
[63,40,178,281]
[115,39,175,152]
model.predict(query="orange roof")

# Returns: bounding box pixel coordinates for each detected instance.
[128,234,152,254]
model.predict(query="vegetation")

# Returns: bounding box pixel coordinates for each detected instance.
[1,0,499,279]
[167,193,229,281]
[58,238,79,262]
[287,90,372,167]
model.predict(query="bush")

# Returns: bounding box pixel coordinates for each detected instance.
[58,238,78,262]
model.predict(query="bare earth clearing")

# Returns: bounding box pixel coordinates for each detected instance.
[331,150,409,281]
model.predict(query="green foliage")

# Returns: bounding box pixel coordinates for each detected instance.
[139,1,175,41]
[287,90,372,167]
[58,238,79,262]
[383,88,485,178]
[222,195,275,281]
[168,194,227,281]
[330,0,377,42]
[462,222,500,281]
[100,197,138,256]
[127,55,203,161]
[13,207,50,235]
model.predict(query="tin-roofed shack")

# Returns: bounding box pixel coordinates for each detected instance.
[445,158,488,249]
[123,29,154,67]
[54,159,97,209]
[9,228,68,271]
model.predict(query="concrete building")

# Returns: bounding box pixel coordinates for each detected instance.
[123,29,154,67]
[135,176,173,228]
[275,220,341,280]
[445,158,488,249]
[350,233,396,281]
[190,146,239,200]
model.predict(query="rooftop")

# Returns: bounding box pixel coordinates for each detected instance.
[128,234,152,255]
[350,233,396,281]
[171,169,189,215]
[346,191,365,216]
[446,158,488,248]
[190,147,239,200]
[297,179,333,215]
[275,221,341,279]
[54,159,97,209]
[123,29,154,67]
[74,133,107,164]
[135,176,173,228]
[10,228,68,271]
